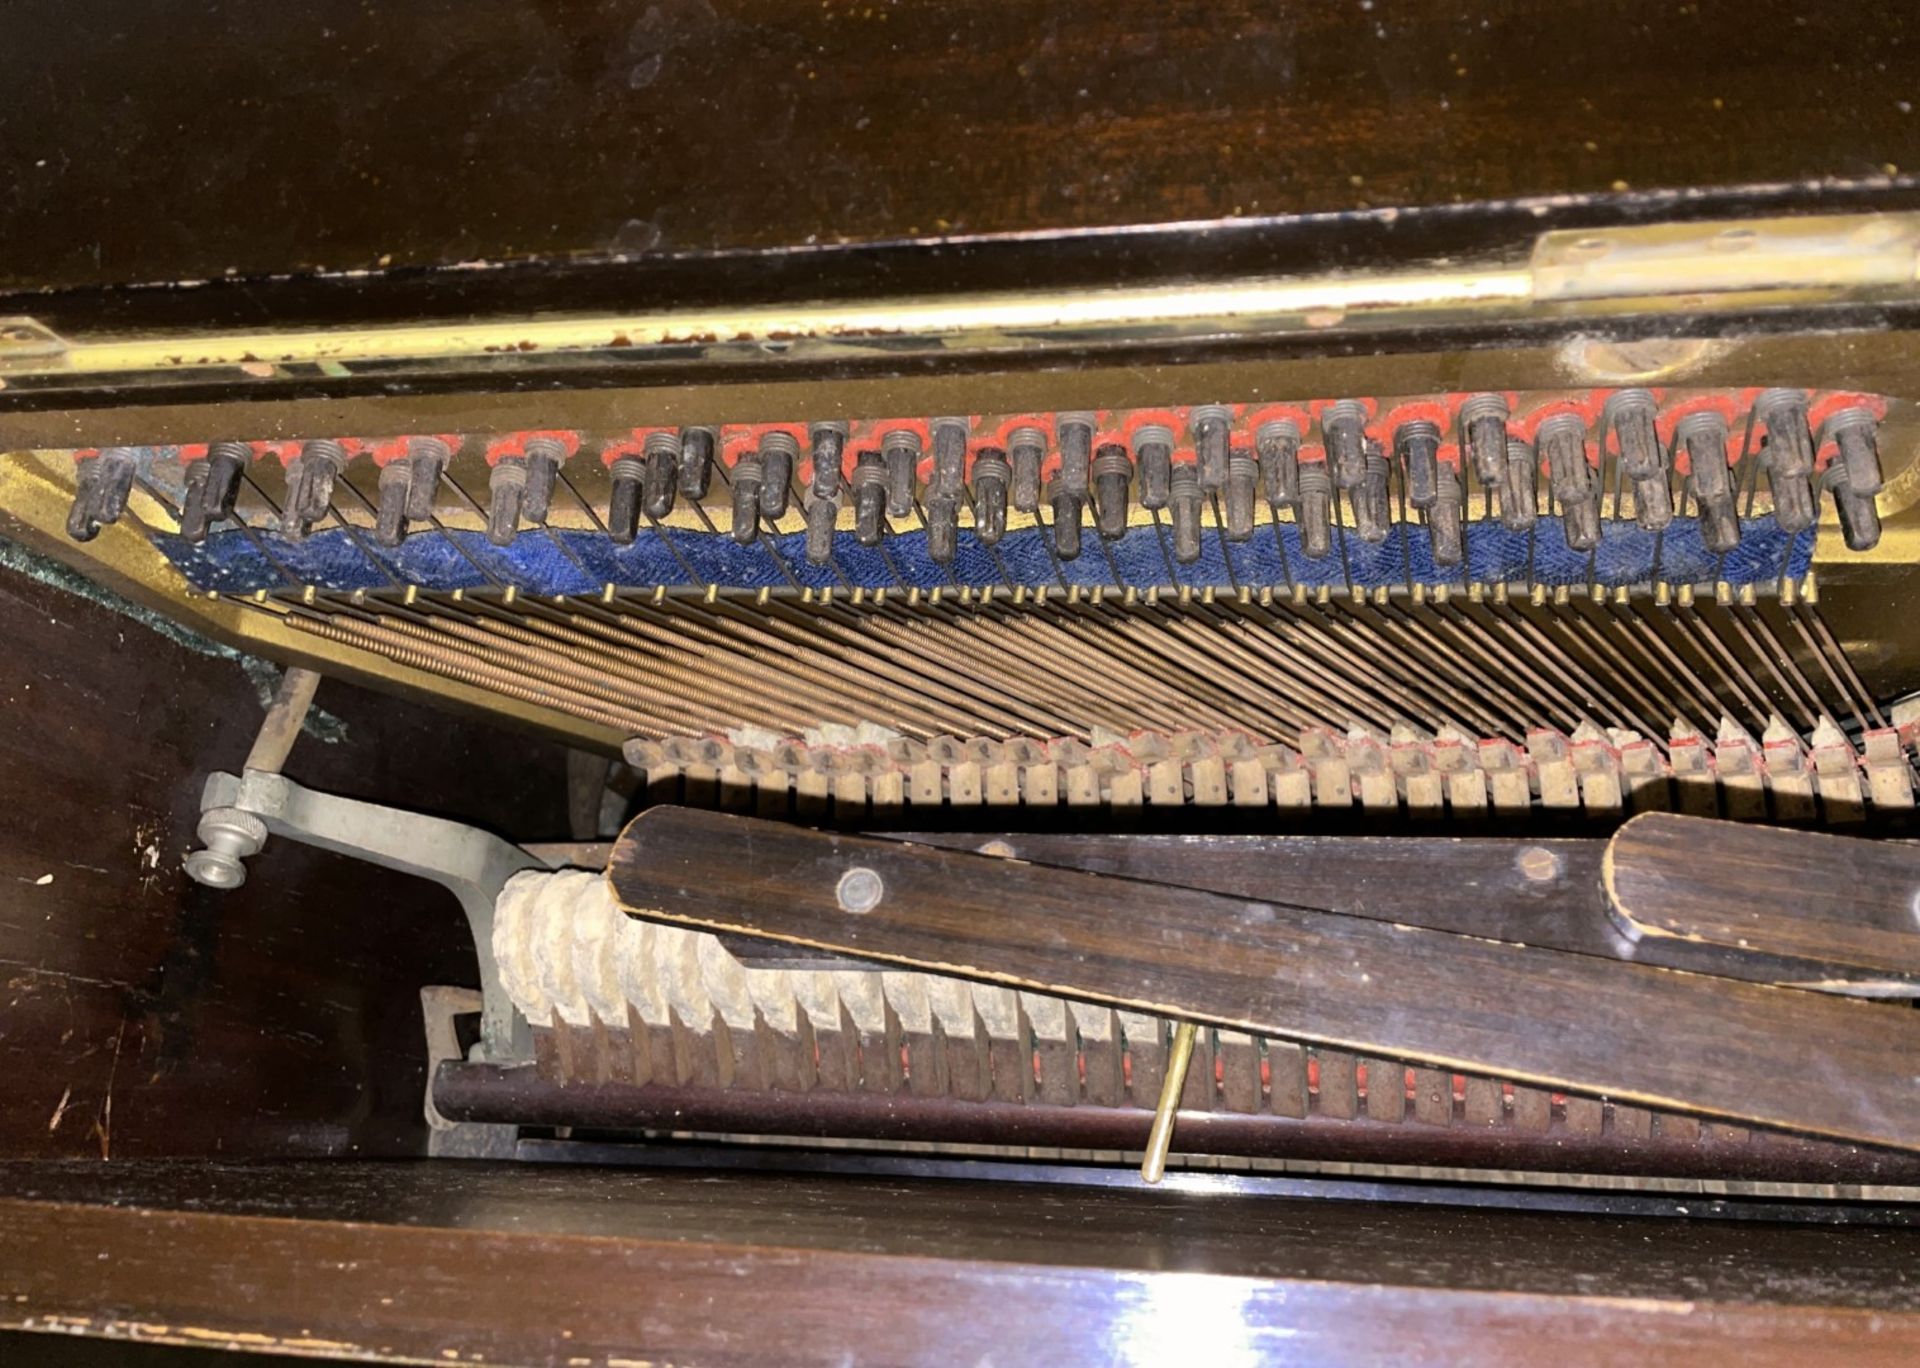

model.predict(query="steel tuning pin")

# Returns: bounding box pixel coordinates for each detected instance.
[730,451,766,544]
[970,446,1011,547]
[1821,406,1885,552]
[607,449,646,545]
[375,458,413,547]
[403,436,450,524]
[1602,389,1672,532]
[1255,419,1301,511]
[1051,412,1093,560]
[1321,400,1369,495]
[677,426,716,500]
[1395,420,1441,511]
[1092,442,1133,541]
[1824,405,1885,506]
[179,440,248,543]
[804,421,847,565]
[759,431,797,522]
[1168,461,1203,563]
[1133,423,1174,511]
[1008,425,1046,514]
[280,439,346,539]
[65,447,139,543]
[1224,448,1257,541]
[1497,438,1537,532]
[1353,445,1391,544]
[852,449,888,547]
[925,417,969,564]
[1295,462,1333,560]
[882,428,921,520]
[1429,460,1465,567]
[1538,414,1600,552]
[520,435,564,523]
[1459,393,1511,488]
[641,430,681,520]
[1751,389,1816,535]
[1189,405,1233,494]
[485,457,528,546]
[1675,411,1740,553]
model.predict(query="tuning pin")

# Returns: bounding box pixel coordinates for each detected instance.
[804,422,847,565]
[1130,423,1173,512]
[608,452,646,545]
[1092,442,1133,540]
[642,430,680,520]
[731,452,766,544]
[1256,419,1301,510]
[1602,389,1672,532]
[929,417,968,498]
[927,495,960,563]
[1321,400,1369,494]
[852,449,888,547]
[178,441,248,543]
[1825,458,1883,551]
[375,460,412,547]
[759,430,797,521]
[1823,407,1885,502]
[1539,414,1599,552]
[677,427,716,500]
[1189,405,1233,493]
[1750,390,1815,534]
[65,447,139,542]
[179,460,213,541]
[521,436,564,523]
[281,439,346,539]
[924,418,967,564]
[1460,394,1511,487]
[1168,462,1203,563]
[1353,447,1391,544]
[1009,425,1045,514]
[484,458,528,546]
[1497,438,1537,532]
[882,428,920,519]
[1049,479,1084,560]
[1296,463,1333,559]
[1430,461,1465,567]
[401,436,450,524]
[1395,420,1441,510]
[1051,413,1093,560]
[1224,449,1257,541]
[971,447,1011,546]
[1675,411,1739,553]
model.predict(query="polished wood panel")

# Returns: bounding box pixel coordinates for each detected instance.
[1608,813,1920,978]
[896,829,1916,989]
[0,553,571,1159]
[610,808,1920,1150]
[0,1,1915,324]
[3,1160,1919,1365]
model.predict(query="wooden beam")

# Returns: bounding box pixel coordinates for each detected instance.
[609,807,1920,1151]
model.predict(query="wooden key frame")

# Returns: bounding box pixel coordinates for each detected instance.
[1606,812,1920,981]
[607,807,1920,1155]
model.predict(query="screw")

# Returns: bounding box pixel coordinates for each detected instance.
[836,866,885,914]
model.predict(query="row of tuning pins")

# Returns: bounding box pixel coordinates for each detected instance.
[653,391,1889,571]
[150,435,566,547]
[1453,389,1885,557]
[65,392,1888,561]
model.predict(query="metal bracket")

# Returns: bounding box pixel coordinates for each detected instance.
[197,768,543,1061]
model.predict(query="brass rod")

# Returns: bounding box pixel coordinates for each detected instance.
[1141,1019,1199,1185]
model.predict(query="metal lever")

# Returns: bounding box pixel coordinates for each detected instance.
[186,765,542,1060]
